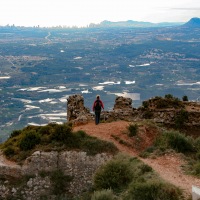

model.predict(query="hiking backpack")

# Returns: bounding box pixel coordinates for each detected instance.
[94,100,101,111]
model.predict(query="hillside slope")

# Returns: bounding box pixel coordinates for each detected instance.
[74,120,200,197]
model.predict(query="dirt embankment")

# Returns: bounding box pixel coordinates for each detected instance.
[74,120,200,197]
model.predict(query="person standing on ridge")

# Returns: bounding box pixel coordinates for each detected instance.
[92,95,104,125]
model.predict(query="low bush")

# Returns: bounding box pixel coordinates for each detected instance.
[19,130,41,151]
[50,123,73,142]
[194,137,200,152]
[142,101,149,108]
[151,95,184,109]
[165,94,176,99]
[50,169,73,195]
[143,110,153,119]
[125,180,182,200]
[3,146,15,157]
[91,189,116,200]
[127,124,138,137]
[182,95,188,101]
[93,154,183,200]
[94,155,134,192]
[10,130,22,138]
[174,109,189,129]
[156,99,169,109]
[81,136,118,155]
[193,162,200,176]
[155,130,194,153]
[38,125,53,135]
[139,164,153,174]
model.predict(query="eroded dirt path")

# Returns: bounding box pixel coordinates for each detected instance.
[74,121,200,197]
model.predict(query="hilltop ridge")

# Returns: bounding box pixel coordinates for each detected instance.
[183,17,200,27]
[89,19,184,28]
[67,94,200,134]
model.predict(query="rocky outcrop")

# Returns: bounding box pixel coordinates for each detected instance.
[0,150,112,199]
[67,94,93,125]
[113,96,133,111]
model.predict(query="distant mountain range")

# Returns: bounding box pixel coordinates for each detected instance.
[89,18,200,28]
[183,17,200,27]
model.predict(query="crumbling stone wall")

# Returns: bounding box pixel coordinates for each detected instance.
[0,150,112,199]
[67,94,93,124]
[67,94,200,126]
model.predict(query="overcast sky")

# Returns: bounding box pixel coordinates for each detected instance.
[0,0,200,27]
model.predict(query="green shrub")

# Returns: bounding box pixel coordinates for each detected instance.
[154,96,162,100]
[127,124,138,137]
[193,162,200,176]
[19,130,41,151]
[50,169,73,195]
[139,151,150,158]
[155,131,194,153]
[3,147,15,157]
[142,101,149,108]
[50,123,73,142]
[39,125,52,135]
[144,146,156,153]
[165,94,174,99]
[156,99,169,109]
[139,164,153,174]
[174,109,189,128]
[91,189,116,200]
[126,181,182,200]
[72,131,118,155]
[167,132,193,153]
[75,130,87,138]
[182,95,188,101]
[155,95,183,109]
[94,158,133,192]
[194,137,200,152]
[10,130,22,138]
[143,110,153,119]
[172,98,182,107]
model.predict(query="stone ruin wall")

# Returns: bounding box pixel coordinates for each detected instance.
[0,150,112,199]
[67,94,200,127]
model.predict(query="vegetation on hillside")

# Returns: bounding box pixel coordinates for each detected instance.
[127,123,139,137]
[142,94,185,110]
[1,119,199,199]
[140,127,200,178]
[89,154,183,200]
[0,123,118,162]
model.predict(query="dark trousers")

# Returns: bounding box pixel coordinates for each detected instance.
[95,111,101,125]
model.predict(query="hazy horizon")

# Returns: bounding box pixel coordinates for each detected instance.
[0,0,200,27]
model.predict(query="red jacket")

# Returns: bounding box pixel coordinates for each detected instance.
[92,99,104,111]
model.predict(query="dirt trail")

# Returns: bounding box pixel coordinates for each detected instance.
[74,121,200,197]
